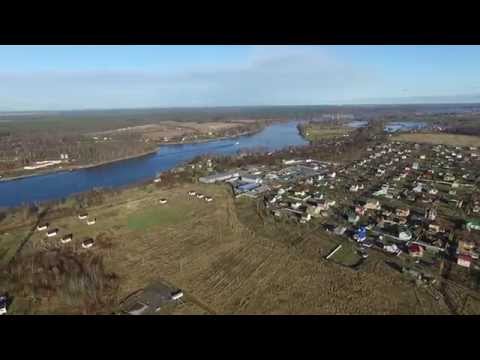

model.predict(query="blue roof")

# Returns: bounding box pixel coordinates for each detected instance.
[356,227,366,235]
[237,183,259,191]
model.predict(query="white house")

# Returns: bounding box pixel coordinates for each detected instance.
[291,202,302,210]
[350,184,360,192]
[60,234,73,244]
[46,229,58,237]
[37,224,48,231]
[82,238,95,249]
[398,229,412,241]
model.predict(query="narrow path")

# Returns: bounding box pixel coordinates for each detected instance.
[184,292,217,315]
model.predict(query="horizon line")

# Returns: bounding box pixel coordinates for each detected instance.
[2,101,480,115]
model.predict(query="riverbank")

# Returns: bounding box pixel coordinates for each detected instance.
[0,120,307,208]
[159,126,265,146]
[0,149,159,183]
[0,125,267,183]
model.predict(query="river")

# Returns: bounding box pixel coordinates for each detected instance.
[0,121,308,208]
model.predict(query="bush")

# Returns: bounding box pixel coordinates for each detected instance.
[3,249,119,314]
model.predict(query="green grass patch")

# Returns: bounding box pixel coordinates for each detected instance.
[329,243,362,267]
[304,126,351,142]
[0,229,28,266]
[127,205,185,231]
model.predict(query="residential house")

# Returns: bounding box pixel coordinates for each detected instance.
[408,244,424,257]
[364,199,381,210]
[457,254,472,268]
[396,208,410,217]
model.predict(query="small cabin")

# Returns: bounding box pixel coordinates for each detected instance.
[60,234,73,244]
[196,194,205,199]
[82,238,95,249]
[46,229,58,237]
[205,196,213,202]
[159,199,168,204]
[171,290,184,301]
[78,213,88,220]
[37,223,49,231]
[188,191,196,196]
[87,218,96,225]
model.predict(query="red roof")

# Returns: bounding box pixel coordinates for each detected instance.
[408,244,423,253]
[458,254,472,261]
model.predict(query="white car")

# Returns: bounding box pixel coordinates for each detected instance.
[361,241,373,248]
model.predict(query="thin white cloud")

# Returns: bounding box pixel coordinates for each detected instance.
[0,46,379,110]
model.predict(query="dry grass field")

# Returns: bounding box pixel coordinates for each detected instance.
[393,133,480,147]
[303,123,354,142]
[91,120,258,142]
[0,181,471,314]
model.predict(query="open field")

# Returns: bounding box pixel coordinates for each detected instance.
[393,133,480,147]
[328,243,362,267]
[90,120,260,143]
[303,124,354,142]
[0,109,265,179]
[0,181,467,314]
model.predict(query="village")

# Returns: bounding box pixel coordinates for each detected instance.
[197,138,480,291]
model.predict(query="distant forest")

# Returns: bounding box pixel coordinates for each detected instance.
[2,103,480,134]
[1,103,480,175]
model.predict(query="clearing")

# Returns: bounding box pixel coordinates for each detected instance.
[90,120,260,142]
[303,123,354,142]
[393,133,480,147]
[0,181,460,314]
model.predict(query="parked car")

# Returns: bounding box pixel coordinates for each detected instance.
[358,249,369,259]
[0,295,7,315]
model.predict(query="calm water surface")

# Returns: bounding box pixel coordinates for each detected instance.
[0,121,307,208]
[384,121,426,133]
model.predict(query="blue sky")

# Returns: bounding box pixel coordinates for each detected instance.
[1,45,480,111]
